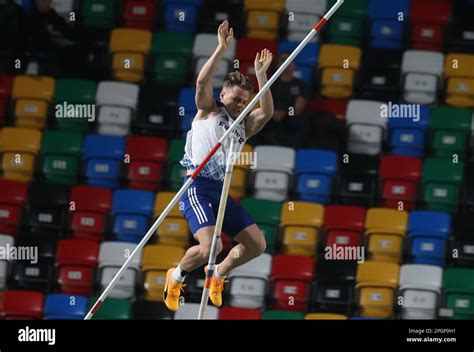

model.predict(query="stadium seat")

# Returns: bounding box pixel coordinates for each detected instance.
[125,136,167,191]
[81,0,116,29]
[368,0,409,49]
[345,100,387,155]
[87,297,132,319]
[56,239,100,296]
[198,1,244,37]
[97,241,141,299]
[409,0,451,51]
[336,154,379,207]
[358,48,402,101]
[174,302,219,319]
[53,79,97,132]
[322,205,366,250]
[305,313,348,319]
[236,38,277,87]
[326,0,368,46]
[401,50,444,105]
[69,185,112,241]
[82,134,125,188]
[228,253,272,309]
[167,138,187,191]
[11,75,55,130]
[442,268,474,319]
[241,198,281,253]
[40,130,84,185]
[285,0,327,43]
[0,234,14,289]
[449,212,474,268]
[244,0,284,40]
[219,306,262,320]
[0,127,42,182]
[318,44,361,98]
[270,255,315,312]
[446,0,474,54]
[44,294,89,320]
[0,74,13,127]
[151,32,193,85]
[421,158,464,213]
[262,310,304,319]
[407,211,451,266]
[251,146,294,201]
[379,155,422,211]
[132,300,174,319]
[295,149,337,204]
[364,208,408,263]
[0,179,28,236]
[356,261,400,318]
[109,28,152,83]
[96,81,140,136]
[277,41,319,83]
[398,264,443,320]
[311,258,357,315]
[141,244,185,301]
[163,1,199,33]
[444,53,474,108]
[280,201,324,256]
[429,107,471,159]
[124,0,156,30]
[111,189,155,243]
[153,192,189,248]
[305,96,348,120]
[230,144,253,200]
[0,290,44,319]
[388,105,430,157]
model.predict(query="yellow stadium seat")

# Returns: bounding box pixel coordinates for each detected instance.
[154,192,183,218]
[444,54,474,108]
[244,0,285,12]
[12,75,55,129]
[141,245,185,302]
[246,11,279,40]
[0,128,41,182]
[109,28,152,83]
[281,201,324,257]
[230,169,247,199]
[364,208,407,263]
[356,261,400,318]
[154,192,189,247]
[318,45,361,98]
[305,313,348,320]
[321,68,355,98]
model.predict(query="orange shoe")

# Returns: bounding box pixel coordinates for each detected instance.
[163,268,186,312]
[204,266,228,307]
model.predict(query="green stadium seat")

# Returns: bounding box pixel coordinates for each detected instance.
[87,297,132,319]
[167,138,186,191]
[81,0,116,29]
[41,130,84,185]
[262,310,305,320]
[327,0,369,45]
[442,268,474,319]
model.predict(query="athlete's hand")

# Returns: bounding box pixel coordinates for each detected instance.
[255,49,273,76]
[217,20,233,49]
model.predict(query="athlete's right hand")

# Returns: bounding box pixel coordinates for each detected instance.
[217,20,233,49]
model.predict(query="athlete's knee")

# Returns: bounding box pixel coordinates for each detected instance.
[199,240,222,261]
[254,231,266,255]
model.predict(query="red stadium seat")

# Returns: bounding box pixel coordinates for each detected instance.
[0,179,28,236]
[218,306,262,320]
[323,205,366,249]
[0,290,44,319]
[124,0,156,30]
[125,136,168,192]
[271,255,315,312]
[0,74,13,98]
[305,96,348,120]
[56,239,99,296]
[379,156,422,211]
[409,0,452,51]
[69,185,113,241]
[236,37,277,86]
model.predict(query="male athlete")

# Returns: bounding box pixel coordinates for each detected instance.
[164,20,274,311]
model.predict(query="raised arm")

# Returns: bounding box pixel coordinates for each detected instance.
[246,49,274,138]
[195,20,234,112]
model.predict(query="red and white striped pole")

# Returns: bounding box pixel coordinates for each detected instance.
[84,0,344,320]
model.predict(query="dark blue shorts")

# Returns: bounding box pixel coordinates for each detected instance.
[179,176,255,238]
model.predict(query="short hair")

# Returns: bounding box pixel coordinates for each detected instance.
[223,71,254,92]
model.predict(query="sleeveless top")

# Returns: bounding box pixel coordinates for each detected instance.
[180,101,247,181]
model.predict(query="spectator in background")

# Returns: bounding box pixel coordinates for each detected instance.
[0,0,28,51]
[254,51,311,149]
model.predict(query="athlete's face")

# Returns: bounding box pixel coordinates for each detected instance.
[220,85,250,119]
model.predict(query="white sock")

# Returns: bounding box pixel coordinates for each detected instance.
[214,265,226,279]
[172,266,186,283]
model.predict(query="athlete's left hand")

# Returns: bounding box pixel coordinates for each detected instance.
[254,48,273,76]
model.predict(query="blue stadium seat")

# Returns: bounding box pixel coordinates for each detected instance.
[83,134,125,188]
[277,41,319,68]
[407,210,451,266]
[15,0,34,11]
[295,149,338,204]
[179,88,220,135]
[44,294,88,320]
[111,189,155,243]
[388,106,430,157]
[164,3,199,33]
[368,0,410,49]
